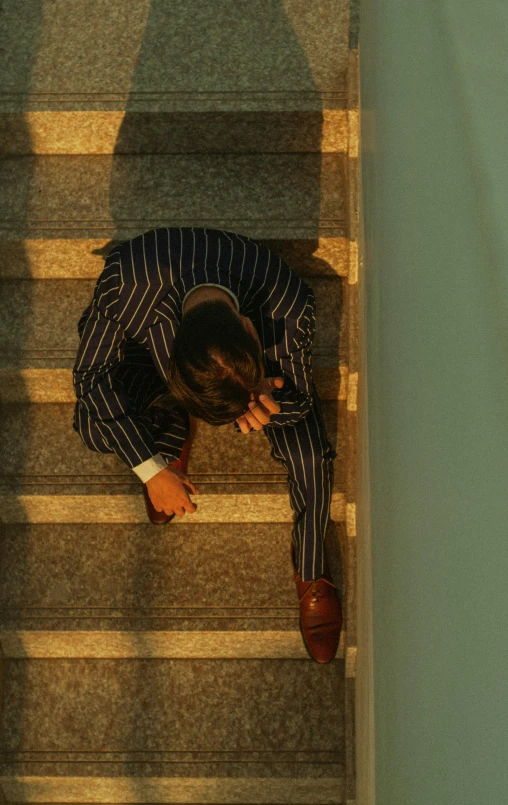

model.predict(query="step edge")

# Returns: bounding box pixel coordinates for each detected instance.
[0,629,346,659]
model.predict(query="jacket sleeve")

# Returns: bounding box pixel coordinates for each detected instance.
[234,288,316,431]
[72,257,160,468]
[264,288,316,426]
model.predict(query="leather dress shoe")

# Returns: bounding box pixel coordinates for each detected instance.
[143,415,197,525]
[290,547,342,664]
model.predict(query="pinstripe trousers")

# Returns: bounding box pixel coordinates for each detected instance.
[73,338,337,582]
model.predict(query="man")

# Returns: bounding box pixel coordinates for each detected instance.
[72,227,342,663]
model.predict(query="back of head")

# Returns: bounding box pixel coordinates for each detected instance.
[166,300,264,425]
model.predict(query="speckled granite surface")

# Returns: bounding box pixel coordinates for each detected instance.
[0,0,356,796]
[0,490,346,526]
[0,776,344,803]
[0,521,344,630]
[0,154,347,240]
[0,111,349,155]
[0,237,350,280]
[0,401,343,478]
[1,658,344,752]
[0,276,341,356]
[0,0,349,99]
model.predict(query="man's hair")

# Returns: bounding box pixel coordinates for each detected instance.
[166,300,264,425]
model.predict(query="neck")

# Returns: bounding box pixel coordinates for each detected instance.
[182,286,236,317]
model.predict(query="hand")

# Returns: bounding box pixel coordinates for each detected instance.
[235,376,284,434]
[145,464,200,518]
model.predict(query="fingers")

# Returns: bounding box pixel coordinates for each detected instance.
[165,477,199,517]
[258,392,281,415]
[266,376,284,392]
[148,466,200,518]
[177,476,199,516]
[236,414,253,434]
[243,411,263,430]
[169,466,201,496]
[174,490,197,517]
[154,503,173,514]
[182,477,200,496]
[236,379,284,432]
[245,400,270,429]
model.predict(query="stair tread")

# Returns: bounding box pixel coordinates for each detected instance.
[0,522,344,629]
[0,658,344,755]
[0,0,348,104]
[0,154,346,239]
[0,276,342,360]
[0,402,341,479]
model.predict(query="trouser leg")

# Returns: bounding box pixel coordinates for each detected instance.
[263,389,337,582]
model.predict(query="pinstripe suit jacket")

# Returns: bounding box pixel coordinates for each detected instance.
[73,228,316,469]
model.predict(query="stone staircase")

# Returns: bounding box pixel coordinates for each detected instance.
[0,1,359,803]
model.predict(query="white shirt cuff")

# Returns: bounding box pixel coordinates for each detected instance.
[132,453,168,483]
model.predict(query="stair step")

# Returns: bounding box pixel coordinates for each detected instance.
[0,275,346,402]
[0,365,346,405]
[0,403,343,477]
[0,0,348,102]
[0,522,344,630]
[0,110,350,155]
[0,633,347,661]
[0,277,341,353]
[0,0,355,800]
[0,402,346,523]
[0,658,344,793]
[0,154,346,239]
[0,486,346,525]
[0,776,344,804]
[0,237,350,280]
[0,630,345,659]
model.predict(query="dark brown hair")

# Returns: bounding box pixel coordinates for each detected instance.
[166,300,264,425]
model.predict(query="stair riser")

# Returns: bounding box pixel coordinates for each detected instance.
[0,237,350,279]
[0,492,346,525]
[0,111,349,155]
[0,776,344,804]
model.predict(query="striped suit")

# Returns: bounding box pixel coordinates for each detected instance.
[72,228,336,581]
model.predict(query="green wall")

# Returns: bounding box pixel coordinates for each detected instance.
[359,2,508,802]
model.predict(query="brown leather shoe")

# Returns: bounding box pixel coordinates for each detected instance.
[290,546,342,664]
[143,415,197,525]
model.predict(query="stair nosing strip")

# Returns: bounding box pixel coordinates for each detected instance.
[0,629,346,659]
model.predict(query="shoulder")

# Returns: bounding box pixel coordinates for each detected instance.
[105,230,160,284]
